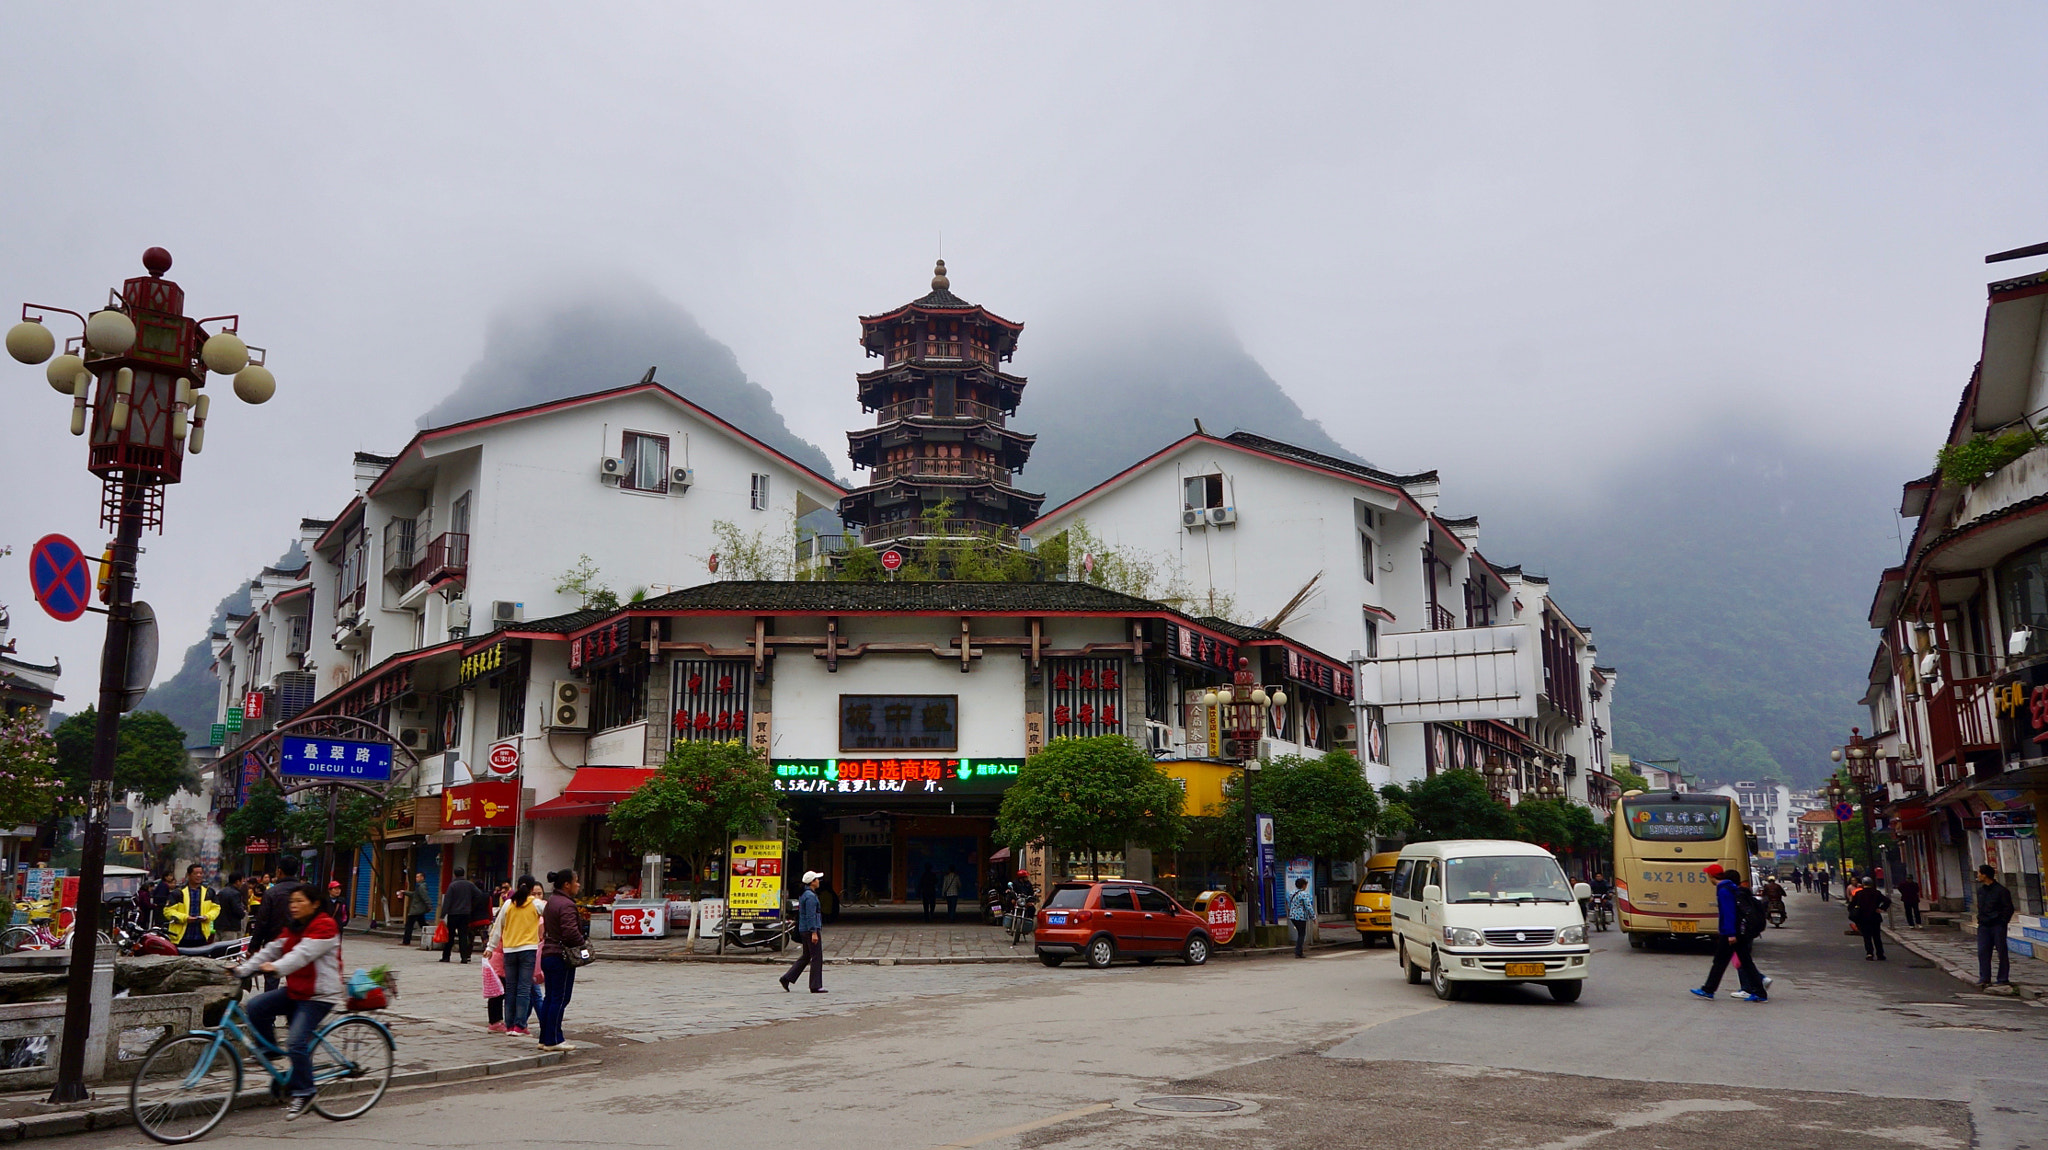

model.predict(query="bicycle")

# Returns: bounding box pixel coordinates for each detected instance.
[128,979,394,1144]
[0,907,112,953]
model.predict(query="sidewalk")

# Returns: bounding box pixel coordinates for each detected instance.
[1882,921,2048,1005]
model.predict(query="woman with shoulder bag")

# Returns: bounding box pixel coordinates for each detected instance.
[535,870,588,1053]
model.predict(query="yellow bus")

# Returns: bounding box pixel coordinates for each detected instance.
[1612,791,1754,948]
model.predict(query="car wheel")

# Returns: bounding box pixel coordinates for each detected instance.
[1429,949,1463,1001]
[1085,935,1116,969]
[1184,934,1210,966]
[1038,953,1064,968]
[1549,980,1583,1003]
[1402,940,1423,984]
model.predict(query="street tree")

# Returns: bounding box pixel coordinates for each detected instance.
[1610,765,1651,793]
[1382,769,1519,843]
[1219,750,1381,867]
[996,735,1186,878]
[0,708,63,832]
[51,708,195,809]
[610,738,782,906]
[223,779,290,855]
[1513,797,1572,853]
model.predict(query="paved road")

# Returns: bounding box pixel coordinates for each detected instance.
[71,890,2047,1149]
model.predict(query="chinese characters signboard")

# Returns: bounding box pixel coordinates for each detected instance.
[1163,622,1236,672]
[672,659,751,743]
[279,735,395,781]
[1047,658,1124,738]
[570,619,631,669]
[772,757,1022,797]
[459,640,515,685]
[1282,648,1354,700]
[726,839,784,919]
[839,695,958,751]
[442,780,518,829]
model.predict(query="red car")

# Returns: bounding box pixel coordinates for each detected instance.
[1034,881,1213,968]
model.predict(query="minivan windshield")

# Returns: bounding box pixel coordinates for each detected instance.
[1442,856,1575,904]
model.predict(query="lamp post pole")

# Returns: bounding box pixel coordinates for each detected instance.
[7,250,275,1102]
[1204,658,1283,938]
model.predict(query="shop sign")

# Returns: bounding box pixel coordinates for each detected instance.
[442,780,519,830]
[611,905,665,937]
[1024,712,1045,757]
[772,757,1023,796]
[1255,815,1277,926]
[243,840,275,854]
[209,723,226,747]
[570,619,631,669]
[726,839,784,919]
[226,706,243,733]
[1047,658,1123,738]
[673,659,751,743]
[1282,648,1354,700]
[1197,891,1238,945]
[244,691,264,721]
[485,738,521,777]
[839,695,957,751]
[750,712,771,754]
[280,735,394,781]
[1983,810,2037,840]
[1164,623,1236,672]
[460,640,515,685]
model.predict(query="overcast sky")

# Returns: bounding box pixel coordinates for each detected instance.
[4,5,2045,699]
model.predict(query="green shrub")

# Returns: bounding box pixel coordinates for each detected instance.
[1936,427,2044,487]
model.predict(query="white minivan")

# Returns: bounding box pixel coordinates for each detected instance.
[1388,839,1593,1003]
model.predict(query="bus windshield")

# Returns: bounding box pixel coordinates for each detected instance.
[1442,856,1576,904]
[1621,796,1731,842]
[1360,870,1396,893]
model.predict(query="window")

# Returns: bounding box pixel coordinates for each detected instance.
[1098,887,1140,910]
[1390,858,1415,900]
[1362,615,1380,659]
[589,657,649,731]
[496,660,528,739]
[623,432,669,493]
[451,491,471,536]
[2001,541,2048,635]
[1133,887,1175,913]
[1360,533,1376,583]
[1183,474,1224,510]
[751,473,771,510]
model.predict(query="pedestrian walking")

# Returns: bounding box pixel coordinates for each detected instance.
[401,871,431,945]
[1975,864,2016,989]
[536,869,587,1052]
[780,870,827,994]
[917,865,938,923]
[327,881,351,930]
[1287,877,1314,958]
[233,884,343,1121]
[162,864,220,947]
[1896,874,1922,927]
[1817,868,1831,902]
[214,873,248,942]
[481,942,506,1033]
[489,875,545,1038]
[440,868,486,964]
[1691,866,1767,1002]
[1848,877,1889,960]
[941,867,962,922]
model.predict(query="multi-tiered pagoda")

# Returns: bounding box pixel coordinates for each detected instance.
[839,262,1042,551]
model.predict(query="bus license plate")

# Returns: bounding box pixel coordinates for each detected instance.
[1668,919,1697,933]
[1046,913,1066,925]
[1504,962,1546,977]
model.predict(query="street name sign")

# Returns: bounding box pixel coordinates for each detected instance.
[280,735,395,781]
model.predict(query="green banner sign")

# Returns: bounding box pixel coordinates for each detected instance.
[226,706,243,733]
[209,724,226,746]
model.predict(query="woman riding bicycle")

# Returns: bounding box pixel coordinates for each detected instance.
[233,885,342,1120]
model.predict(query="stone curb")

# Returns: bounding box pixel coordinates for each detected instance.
[593,936,1354,965]
[0,1050,579,1141]
[1882,925,2044,1007]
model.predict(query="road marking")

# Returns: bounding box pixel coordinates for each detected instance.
[924,1102,1114,1148]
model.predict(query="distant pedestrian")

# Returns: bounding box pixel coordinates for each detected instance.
[1287,877,1314,958]
[440,868,486,964]
[1691,866,1766,1002]
[214,873,248,942]
[941,868,962,922]
[401,872,431,945]
[536,870,587,1052]
[1817,869,1831,902]
[1791,870,1804,893]
[1848,878,1889,961]
[1976,864,2015,989]
[917,866,938,923]
[780,870,827,994]
[163,864,220,947]
[1896,874,1922,927]
[327,881,351,930]
[489,875,545,1039]
[140,870,174,931]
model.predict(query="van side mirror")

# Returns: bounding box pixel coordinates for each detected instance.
[1573,882,1592,901]
[1421,884,1442,903]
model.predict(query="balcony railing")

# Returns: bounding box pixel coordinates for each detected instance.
[871,458,1009,483]
[875,397,1009,424]
[794,533,849,568]
[861,521,1017,546]
[1429,603,1457,632]
[1926,674,1999,771]
[410,532,469,588]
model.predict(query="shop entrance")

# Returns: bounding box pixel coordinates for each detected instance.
[907,836,981,905]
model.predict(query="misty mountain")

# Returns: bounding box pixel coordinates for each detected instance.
[419,282,837,480]
[1013,305,1369,507]
[1476,427,1914,790]
[139,544,304,745]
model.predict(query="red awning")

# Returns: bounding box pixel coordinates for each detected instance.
[524,767,657,820]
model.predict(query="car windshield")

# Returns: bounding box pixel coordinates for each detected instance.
[1044,886,1092,910]
[1360,871,1396,893]
[1443,856,1575,904]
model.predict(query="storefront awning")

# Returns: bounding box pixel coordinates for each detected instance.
[524,767,657,820]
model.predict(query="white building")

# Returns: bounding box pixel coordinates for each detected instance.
[1709,781,1800,856]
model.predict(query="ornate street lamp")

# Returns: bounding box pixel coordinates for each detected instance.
[7,249,275,1102]
[1203,658,1284,936]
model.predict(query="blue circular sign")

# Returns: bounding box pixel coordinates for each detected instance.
[1834,802,1855,823]
[28,534,91,623]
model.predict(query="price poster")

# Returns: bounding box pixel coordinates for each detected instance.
[726,839,785,919]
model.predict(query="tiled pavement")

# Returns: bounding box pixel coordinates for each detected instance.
[1884,919,2048,1002]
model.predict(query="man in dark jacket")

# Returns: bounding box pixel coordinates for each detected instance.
[247,856,306,991]
[401,872,431,945]
[779,870,827,993]
[1896,874,1923,928]
[1976,864,2016,989]
[1848,878,1889,960]
[213,873,248,941]
[440,868,485,963]
[1691,867,1766,1002]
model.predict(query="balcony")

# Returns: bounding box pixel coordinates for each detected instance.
[874,397,1008,423]
[410,532,469,588]
[861,521,1017,546]
[871,458,1010,483]
[1429,603,1457,632]
[1926,675,1999,772]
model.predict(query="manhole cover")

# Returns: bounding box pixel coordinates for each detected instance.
[1118,1095,1260,1117]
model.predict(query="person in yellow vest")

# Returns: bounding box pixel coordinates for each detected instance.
[162,864,222,947]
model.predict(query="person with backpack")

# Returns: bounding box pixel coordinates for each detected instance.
[1848,876,1889,960]
[1690,865,1767,1002]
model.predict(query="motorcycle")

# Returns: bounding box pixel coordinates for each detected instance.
[1765,897,1787,928]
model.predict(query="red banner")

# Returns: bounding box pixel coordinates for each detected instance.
[442,781,519,830]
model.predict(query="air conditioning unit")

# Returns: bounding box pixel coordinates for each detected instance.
[492,600,524,624]
[1331,722,1356,744]
[600,456,631,479]
[1181,508,1207,530]
[1144,720,1174,755]
[1206,506,1237,527]
[669,467,694,493]
[446,598,472,634]
[548,680,589,731]
[398,726,427,749]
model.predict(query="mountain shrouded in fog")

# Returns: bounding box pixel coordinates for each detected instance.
[419,281,838,480]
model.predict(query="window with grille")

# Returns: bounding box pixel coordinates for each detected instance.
[671,659,751,742]
[496,660,529,739]
[751,473,771,510]
[1047,657,1125,738]
[623,432,669,493]
[589,657,649,731]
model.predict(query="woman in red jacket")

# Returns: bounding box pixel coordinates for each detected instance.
[234,886,342,1119]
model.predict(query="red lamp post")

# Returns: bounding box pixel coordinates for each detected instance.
[1203,657,1284,934]
[6,249,275,1103]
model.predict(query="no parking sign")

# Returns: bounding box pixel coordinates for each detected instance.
[28,534,91,622]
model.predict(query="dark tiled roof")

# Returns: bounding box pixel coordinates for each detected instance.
[1990,268,2048,296]
[1223,432,1434,487]
[0,654,59,675]
[1439,515,1479,529]
[299,518,333,530]
[909,286,976,309]
[353,451,398,467]
[625,580,1171,616]
[1194,616,1287,643]
[509,608,617,635]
